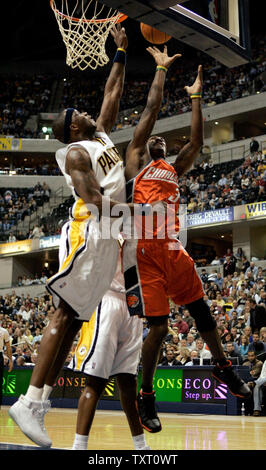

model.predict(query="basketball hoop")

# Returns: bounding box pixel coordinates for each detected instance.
[50,0,127,70]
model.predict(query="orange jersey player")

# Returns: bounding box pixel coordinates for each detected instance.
[123,45,251,434]
[126,156,180,240]
[124,49,204,319]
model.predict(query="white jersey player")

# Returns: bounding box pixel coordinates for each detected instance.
[9,24,135,448]
[69,248,142,380]
[68,248,149,450]
[47,131,126,320]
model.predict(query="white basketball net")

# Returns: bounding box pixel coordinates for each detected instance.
[50,0,125,70]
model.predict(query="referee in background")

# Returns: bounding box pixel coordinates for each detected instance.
[0,325,13,407]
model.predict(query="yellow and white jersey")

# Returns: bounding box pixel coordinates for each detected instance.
[47,134,126,319]
[47,207,119,320]
[68,290,143,378]
[68,251,143,378]
[55,131,126,203]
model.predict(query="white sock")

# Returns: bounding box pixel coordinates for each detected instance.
[25,385,43,402]
[42,385,53,401]
[132,433,147,450]
[72,433,89,450]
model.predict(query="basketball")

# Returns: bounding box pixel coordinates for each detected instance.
[140,22,171,45]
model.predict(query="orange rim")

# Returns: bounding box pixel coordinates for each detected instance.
[50,0,127,24]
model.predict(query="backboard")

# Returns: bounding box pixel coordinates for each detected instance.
[100,0,251,67]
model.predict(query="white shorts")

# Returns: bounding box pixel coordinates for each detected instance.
[68,290,143,379]
[46,199,119,321]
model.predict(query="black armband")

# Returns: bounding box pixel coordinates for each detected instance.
[113,48,126,65]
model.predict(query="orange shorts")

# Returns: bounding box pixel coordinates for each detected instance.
[123,239,204,317]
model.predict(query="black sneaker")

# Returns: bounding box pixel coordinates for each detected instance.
[137,390,162,433]
[212,360,252,399]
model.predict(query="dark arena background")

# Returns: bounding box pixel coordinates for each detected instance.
[0,0,265,457]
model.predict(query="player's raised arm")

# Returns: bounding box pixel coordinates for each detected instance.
[173,65,204,177]
[125,46,181,181]
[96,24,128,135]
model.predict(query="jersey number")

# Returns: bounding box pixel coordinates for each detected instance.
[168,188,180,204]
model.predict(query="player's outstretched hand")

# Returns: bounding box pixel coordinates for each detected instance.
[110,23,128,50]
[184,65,203,96]
[147,45,181,69]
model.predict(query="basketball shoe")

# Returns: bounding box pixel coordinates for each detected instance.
[8,395,52,447]
[212,360,252,398]
[137,390,162,433]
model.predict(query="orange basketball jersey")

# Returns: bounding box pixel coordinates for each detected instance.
[126,158,180,240]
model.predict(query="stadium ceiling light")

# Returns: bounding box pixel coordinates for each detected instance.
[215,121,219,125]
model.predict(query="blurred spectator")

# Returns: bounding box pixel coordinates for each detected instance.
[223,256,236,276]
[245,262,259,278]
[243,351,263,381]
[225,342,243,364]
[185,350,199,366]
[200,269,209,284]
[248,332,266,354]
[159,350,181,366]
[16,355,26,367]
[211,256,221,266]
[250,137,260,154]
[185,333,197,351]
[182,309,194,329]
[176,347,191,365]
[239,335,249,357]
[172,313,189,336]
[195,339,212,363]
[8,233,16,243]
[251,360,266,416]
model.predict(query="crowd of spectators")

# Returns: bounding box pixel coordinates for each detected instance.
[17,272,49,287]
[0,138,264,244]
[0,75,53,138]
[0,250,265,412]
[0,163,62,177]
[192,245,266,273]
[155,256,266,414]
[0,291,55,368]
[178,146,265,215]
[0,182,51,242]
[60,34,265,132]
[0,35,264,139]
[1,253,265,368]
[155,255,265,371]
